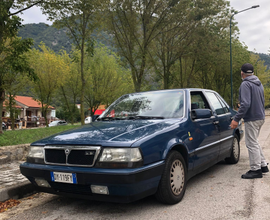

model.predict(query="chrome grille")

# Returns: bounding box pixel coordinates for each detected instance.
[44,146,101,167]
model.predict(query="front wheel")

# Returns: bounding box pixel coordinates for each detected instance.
[155,151,187,204]
[225,135,240,164]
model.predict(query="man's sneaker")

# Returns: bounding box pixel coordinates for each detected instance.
[241,170,262,179]
[262,165,269,173]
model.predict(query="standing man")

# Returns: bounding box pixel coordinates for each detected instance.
[230,63,268,179]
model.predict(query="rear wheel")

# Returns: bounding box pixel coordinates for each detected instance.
[225,135,240,164]
[155,151,187,204]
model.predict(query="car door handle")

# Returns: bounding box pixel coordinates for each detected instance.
[213,120,219,125]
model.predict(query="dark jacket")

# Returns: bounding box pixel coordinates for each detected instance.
[234,75,265,122]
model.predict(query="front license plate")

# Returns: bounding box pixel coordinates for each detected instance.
[51,172,77,184]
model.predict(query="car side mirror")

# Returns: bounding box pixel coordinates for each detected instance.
[191,109,212,120]
[92,115,100,121]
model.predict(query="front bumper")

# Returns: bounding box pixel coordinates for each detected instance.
[20,161,164,203]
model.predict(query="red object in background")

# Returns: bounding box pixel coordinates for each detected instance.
[94,109,105,115]
[109,109,115,117]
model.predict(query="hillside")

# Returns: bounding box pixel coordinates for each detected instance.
[258,53,270,70]
[18,23,270,70]
[18,23,72,53]
[18,23,113,53]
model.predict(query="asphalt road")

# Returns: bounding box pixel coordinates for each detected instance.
[1,118,270,220]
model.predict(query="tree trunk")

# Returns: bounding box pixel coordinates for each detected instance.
[0,90,4,134]
[131,68,141,92]
[61,86,74,124]
[7,95,15,130]
[80,42,85,125]
[42,106,49,127]
[179,57,183,88]
[163,73,169,89]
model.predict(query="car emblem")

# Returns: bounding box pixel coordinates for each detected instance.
[85,151,94,156]
[65,149,70,155]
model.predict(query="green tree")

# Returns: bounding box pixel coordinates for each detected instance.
[0,36,35,133]
[250,53,270,107]
[5,72,29,130]
[43,0,108,124]
[0,0,44,133]
[58,49,82,124]
[162,4,251,107]
[27,43,69,126]
[106,0,186,92]
[149,0,231,89]
[84,45,133,116]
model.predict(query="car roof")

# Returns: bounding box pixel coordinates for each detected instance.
[125,88,215,96]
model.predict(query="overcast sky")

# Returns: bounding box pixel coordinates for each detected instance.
[18,0,270,54]
[229,0,270,54]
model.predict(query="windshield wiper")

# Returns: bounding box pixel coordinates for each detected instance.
[128,116,164,120]
[98,116,164,121]
[97,117,126,121]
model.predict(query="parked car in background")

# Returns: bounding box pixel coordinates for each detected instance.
[48,120,67,127]
[84,117,92,124]
[2,122,7,131]
[20,89,243,204]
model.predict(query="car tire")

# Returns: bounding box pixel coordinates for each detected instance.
[225,135,240,164]
[155,150,187,204]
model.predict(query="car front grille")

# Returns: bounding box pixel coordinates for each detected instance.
[44,146,101,167]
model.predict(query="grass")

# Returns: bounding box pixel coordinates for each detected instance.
[0,124,81,146]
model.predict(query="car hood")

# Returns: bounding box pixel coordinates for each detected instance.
[32,119,183,146]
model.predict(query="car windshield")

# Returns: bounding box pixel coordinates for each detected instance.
[99,90,184,120]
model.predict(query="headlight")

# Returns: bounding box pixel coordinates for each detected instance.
[28,146,44,158]
[27,146,44,164]
[96,148,143,168]
[99,148,142,162]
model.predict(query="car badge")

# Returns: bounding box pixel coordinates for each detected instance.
[65,149,70,155]
[85,151,94,156]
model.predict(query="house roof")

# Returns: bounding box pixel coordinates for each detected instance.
[88,105,106,114]
[94,105,106,115]
[97,105,106,110]
[3,103,22,109]
[15,96,55,109]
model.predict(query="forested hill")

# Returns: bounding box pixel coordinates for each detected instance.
[258,53,270,70]
[18,23,270,69]
[18,23,72,53]
[18,23,112,53]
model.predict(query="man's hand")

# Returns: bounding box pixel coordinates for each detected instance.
[230,120,238,129]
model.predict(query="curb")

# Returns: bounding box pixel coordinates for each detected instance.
[0,182,36,202]
[0,144,34,202]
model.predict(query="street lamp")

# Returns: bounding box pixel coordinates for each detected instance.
[229,5,260,108]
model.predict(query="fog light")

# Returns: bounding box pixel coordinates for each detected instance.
[35,178,51,188]
[91,185,109,195]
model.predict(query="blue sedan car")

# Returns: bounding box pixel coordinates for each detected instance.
[20,89,243,204]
